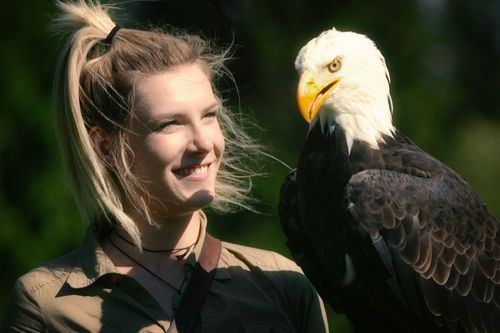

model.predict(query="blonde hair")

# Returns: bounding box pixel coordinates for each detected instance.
[52,0,262,246]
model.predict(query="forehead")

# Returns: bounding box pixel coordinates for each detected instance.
[134,63,217,118]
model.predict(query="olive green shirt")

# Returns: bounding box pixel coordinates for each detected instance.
[1,214,329,332]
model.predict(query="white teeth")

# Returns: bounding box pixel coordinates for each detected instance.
[177,165,209,176]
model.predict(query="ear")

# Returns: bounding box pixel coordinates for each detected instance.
[89,126,113,163]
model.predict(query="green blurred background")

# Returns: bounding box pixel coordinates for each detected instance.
[1,0,499,331]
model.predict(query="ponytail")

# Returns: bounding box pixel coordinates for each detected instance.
[52,1,141,245]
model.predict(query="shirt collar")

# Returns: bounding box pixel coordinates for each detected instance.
[184,211,230,280]
[66,222,117,288]
[66,210,229,289]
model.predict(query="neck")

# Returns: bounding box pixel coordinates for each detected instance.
[320,93,394,153]
[319,72,395,152]
[122,208,202,256]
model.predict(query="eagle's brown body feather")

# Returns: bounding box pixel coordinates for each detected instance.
[280,122,500,332]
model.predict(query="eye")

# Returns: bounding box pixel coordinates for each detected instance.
[327,57,342,73]
[203,110,219,119]
[155,119,178,132]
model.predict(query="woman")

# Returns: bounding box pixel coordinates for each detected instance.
[1,1,328,332]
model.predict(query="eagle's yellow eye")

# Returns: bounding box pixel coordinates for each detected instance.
[327,57,342,73]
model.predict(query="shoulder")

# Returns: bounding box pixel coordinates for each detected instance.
[220,241,317,297]
[221,241,303,273]
[1,251,80,332]
[219,242,329,332]
[15,250,80,299]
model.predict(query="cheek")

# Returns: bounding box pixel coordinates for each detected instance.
[216,133,225,158]
[146,137,176,162]
[213,124,225,158]
[214,136,224,176]
[129,136,180,179]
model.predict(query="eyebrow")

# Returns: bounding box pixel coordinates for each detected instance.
[142,101,220,123]
[203,101,220,113]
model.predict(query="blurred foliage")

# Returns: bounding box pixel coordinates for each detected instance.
[1,0,499,332]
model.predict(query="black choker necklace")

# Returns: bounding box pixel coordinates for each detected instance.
[109,237,187,293]
[114,230,197,259]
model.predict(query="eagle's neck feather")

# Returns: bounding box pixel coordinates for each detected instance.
[321,81,395,153]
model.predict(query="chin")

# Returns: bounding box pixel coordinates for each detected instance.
[185,189,215,208]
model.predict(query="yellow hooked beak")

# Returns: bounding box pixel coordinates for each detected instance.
[297,72,340,123]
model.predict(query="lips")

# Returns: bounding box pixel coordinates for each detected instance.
[173,162,214,177]
[175,164,209,176]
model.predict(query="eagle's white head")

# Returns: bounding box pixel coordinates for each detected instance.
[295,28,394,151]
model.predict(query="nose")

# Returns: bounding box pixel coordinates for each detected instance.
[187,124,213,154]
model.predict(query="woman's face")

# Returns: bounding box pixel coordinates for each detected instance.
[127,63,224,217]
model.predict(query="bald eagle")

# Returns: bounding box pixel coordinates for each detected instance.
[279,28,500,333]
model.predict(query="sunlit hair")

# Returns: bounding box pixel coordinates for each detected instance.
[51,0,262,247]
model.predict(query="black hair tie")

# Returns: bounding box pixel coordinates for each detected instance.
[104,25,121,45]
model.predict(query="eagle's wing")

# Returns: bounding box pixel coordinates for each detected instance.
[279,170,339,309]
[346,168,500,332]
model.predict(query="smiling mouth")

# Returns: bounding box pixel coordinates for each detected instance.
[174,163,212,176]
